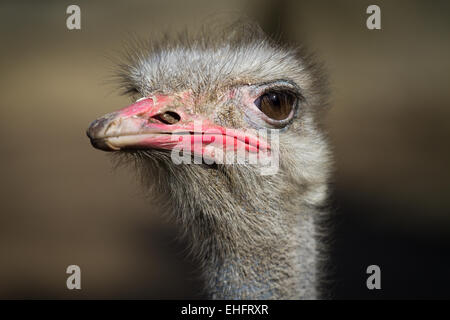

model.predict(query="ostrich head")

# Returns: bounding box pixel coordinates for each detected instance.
[87,23,331,299]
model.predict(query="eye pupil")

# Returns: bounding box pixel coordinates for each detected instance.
[269,93,280,106]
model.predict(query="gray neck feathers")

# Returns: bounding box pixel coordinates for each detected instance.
[204,207,318,299]
[162,160,324,299]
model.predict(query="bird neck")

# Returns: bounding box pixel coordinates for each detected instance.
[163,164,322,299]
[187,202,318,299]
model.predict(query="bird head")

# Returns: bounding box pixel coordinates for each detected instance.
[87,23,330,218]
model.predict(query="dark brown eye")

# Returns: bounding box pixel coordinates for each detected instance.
[254,91,296,120]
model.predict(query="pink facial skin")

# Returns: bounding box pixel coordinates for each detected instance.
[87,91,271,160]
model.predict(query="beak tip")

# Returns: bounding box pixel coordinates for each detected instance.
[87,123,117,152]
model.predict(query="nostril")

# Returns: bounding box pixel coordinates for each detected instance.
[151,111,181,125]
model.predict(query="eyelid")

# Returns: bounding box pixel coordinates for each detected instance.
[252,80,302,98]
[231,81,301,129]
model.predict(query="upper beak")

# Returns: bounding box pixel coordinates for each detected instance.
[86,94,270,158]
[87,95,191,151]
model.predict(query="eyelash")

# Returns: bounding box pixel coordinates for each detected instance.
[259,87,301,101]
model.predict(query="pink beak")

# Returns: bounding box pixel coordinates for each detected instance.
[87,94,270,159]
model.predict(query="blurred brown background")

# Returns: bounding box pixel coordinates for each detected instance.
[0,0,449,299]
